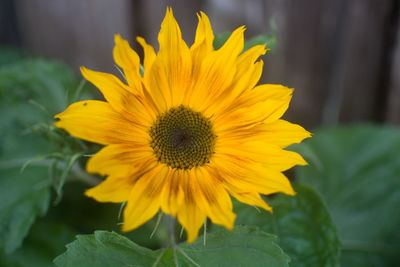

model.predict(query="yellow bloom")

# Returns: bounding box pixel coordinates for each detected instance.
[55,8,310,242]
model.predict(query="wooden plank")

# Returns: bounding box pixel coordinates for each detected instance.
[14,0,135,71]
[333,0,393,123]
[386,9,400,124]
[262,0,337,128]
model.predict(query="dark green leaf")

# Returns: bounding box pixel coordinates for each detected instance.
[294,125,400,267]
[0,59,89,252]
[234,184,340,267]
[0,220,76,267]
[55,227,289,267]
[177,226,289,267]
[212,32,231,50]
[53,231,164,267]
[0,167,51,253]
[244,34,277,51]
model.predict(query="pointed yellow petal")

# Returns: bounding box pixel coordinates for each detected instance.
[113,34,142,93]
[191,11,214,52]
[80,67,155,125]
[147,7,192,108]
[87,144,153,176]
[122,164,167,232]
[176,171,206,243]
[54,100,140,145]
[229,191,272,212]
[217,141,307,171]
[160,169,185,216]
[136,36,156,76]
[211,155,296,196]
[189,26,245,112]
[194,167,236,229]
[222,84,293,115]
[189,12,214,96]
[85,175,134,203]
[215,85,293,133]
[259,119,312,148]
[210,60,264,115]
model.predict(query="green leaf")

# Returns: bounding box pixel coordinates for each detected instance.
[212,32,231,50]
[294,125,400,266]
[0,167,51,254]
[177,226,290,267]
[244,34,277,51]
[0,59,88,253]
[53,231,164,267]
[234,184,340,267]
[0,220,76,267]
[55,227,289,267]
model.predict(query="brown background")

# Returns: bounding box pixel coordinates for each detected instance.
[1,0,399,128]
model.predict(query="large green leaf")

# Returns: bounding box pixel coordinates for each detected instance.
[0,59,85,253]
[294,125,400,267]
[0,220,76,267]
[234,184,340,267]
[55,227,289,267]
[0,167,51,254]
[177,226,289,267]
[54,231,162,267]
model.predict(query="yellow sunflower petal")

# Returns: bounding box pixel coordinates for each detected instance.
[160,169,185,216]
[85,175,134,203]
[144,8,192,111]
[217,141,307,171]
[189,26,245,111]
[223,84,293,115]
[259,119,312,148]
[191,11,214,53]
[113,34,142,93]
[136,37,156,76]
[122,164,167,232]
[211,60,264,115]
[215,85,293,133]
[228,190,272,212]
[194,167,235,229]
[80,67,155,125]
[177,171,207,242]
[87,144,152,176]
[188,12,214,99]
[228,44,267,97]
[54,100,141,145]
[211,155,296,196]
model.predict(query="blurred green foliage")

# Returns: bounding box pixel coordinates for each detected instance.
[295,126,400,267]
[235,184,340,267]
[0,55,82,253]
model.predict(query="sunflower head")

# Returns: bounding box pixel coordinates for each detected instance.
[55,7,310,242]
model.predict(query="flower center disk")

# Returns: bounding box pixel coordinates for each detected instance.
[150,105,216,170]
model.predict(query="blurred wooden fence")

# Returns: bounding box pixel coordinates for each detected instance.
[1,0,399,128]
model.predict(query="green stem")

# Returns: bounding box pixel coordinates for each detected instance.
[166,216,180,267]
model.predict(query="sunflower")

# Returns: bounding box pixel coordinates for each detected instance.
[55,8,310,242]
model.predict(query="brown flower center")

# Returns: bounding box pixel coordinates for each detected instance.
[149,105,216,170]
